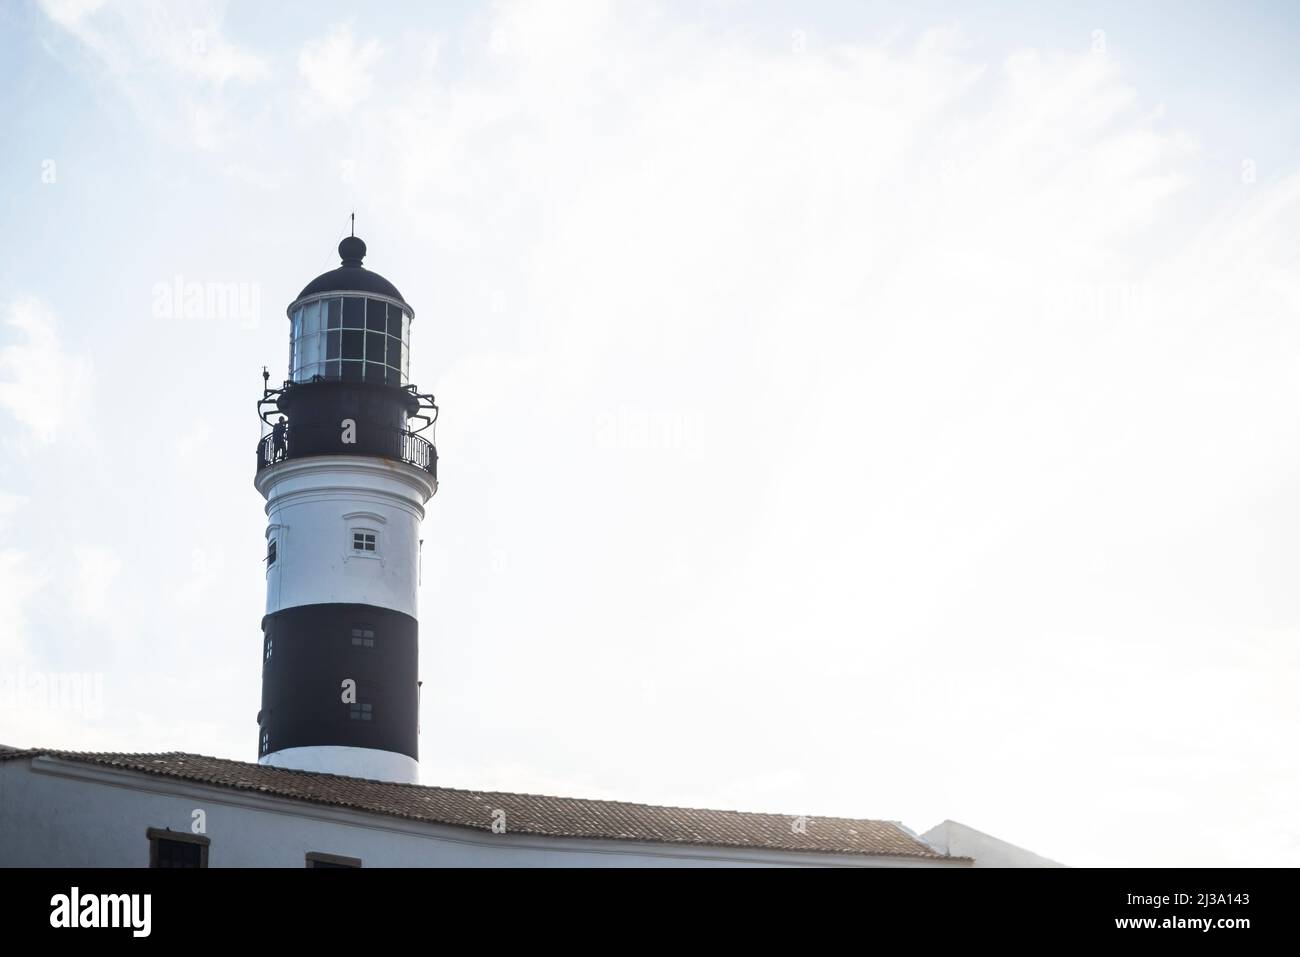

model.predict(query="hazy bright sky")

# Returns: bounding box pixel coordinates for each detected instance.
[2,0,1299,867]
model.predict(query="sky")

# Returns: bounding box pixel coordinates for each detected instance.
[1,0,1299,868]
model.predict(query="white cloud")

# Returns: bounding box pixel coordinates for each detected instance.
[71,545,123,622]
[38,0,268,150]
[297,24,383,115]
[0,550,47,667]
[39,0,267,84]
[39,0,107,30]
[0,298,92,444]
[0,490,26,526]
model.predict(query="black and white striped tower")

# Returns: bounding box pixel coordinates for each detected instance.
[253,233,438,784]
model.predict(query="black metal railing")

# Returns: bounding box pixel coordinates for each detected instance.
[257,425,437,478]
[397,430,437,472]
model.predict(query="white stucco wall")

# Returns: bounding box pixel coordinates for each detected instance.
[0,758,967,868]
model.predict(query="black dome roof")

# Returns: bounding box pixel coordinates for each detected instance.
[295,236,409,309]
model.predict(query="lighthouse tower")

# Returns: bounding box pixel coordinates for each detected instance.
[253,233,438,784]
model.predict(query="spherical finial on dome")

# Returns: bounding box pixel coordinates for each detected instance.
[339,236,367,267]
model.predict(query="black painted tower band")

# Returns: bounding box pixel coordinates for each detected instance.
[260,603,419,761]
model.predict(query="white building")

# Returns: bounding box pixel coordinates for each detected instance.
[0,746,1055,868]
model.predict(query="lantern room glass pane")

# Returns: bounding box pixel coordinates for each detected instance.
[291,298,407,384]
[367,299,388,332]
[400,343,409,379]
[309,332,325,369]
[342,330,364,360]
[343,297,364,328]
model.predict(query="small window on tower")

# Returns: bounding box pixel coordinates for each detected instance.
[261,729,269,753]
[352,531,377,552]
[264,635,273,661]
[267,539,277,566]
[351,626,375,648]
[349,703,374,721]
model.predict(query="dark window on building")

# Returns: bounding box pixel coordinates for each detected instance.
[267,539,277,566]
[349,702,373,721]
[352,531,376,552]
[147,827,209,868]
[264,635,273,662]
[306,851,362,868]
[351,626,375,648]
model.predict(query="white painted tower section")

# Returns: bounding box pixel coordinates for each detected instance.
[257,455,436,784]
[259,456,436,619]
[259,745,420,783]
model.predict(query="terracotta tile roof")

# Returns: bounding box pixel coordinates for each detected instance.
[1,748,957,861]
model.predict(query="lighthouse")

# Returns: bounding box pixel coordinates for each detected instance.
[253,232,438,784]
